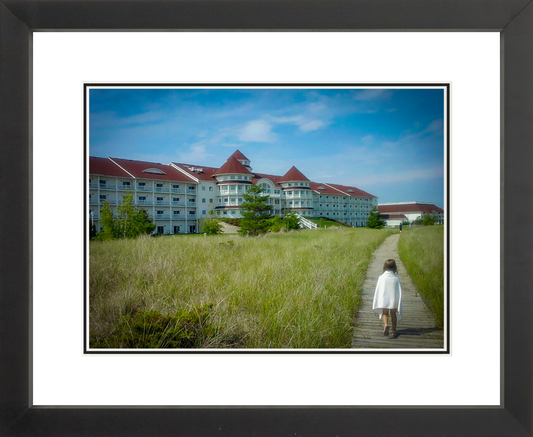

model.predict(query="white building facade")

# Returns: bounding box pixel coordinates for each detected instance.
[89,150,378,234]
[378,201,445,227]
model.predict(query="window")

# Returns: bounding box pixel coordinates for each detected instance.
[100,194,106,200]
[223,211,228,215]
[224,198,228,203]
[156,183,163,188]
[219,199,222,203]
[123,181,130,187]
[238,176,242,180]
[209,186,213,191]
[189,211,195,215]
[238,198,243,203]
[100,180,106,186]
[202,186,206,191]
[138,182,145,187]
[202,210,206,215]
[202,198,206,203]
[188,185,195,191]
[173,197,180,202]
[173,211,180,215]
[139,196,146,202]
[157,210,164,215]
[209,199,213,203]
[143,168,166,175]
[188,198,195,203]
[172,184,179,189]
[157,197,163,202]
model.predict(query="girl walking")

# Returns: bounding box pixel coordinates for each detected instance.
[372,259,403,338]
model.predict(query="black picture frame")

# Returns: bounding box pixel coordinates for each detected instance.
[0,1,531,436]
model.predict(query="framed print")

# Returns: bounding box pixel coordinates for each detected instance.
[83,83,449,354]
[1,1,532,436]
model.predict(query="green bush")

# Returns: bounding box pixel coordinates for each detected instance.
[90,304,218,349]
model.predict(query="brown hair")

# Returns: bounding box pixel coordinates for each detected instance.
[383,259,398,273]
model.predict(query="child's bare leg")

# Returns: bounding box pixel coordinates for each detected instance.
[382,309,390,336]
[390,309,397,331]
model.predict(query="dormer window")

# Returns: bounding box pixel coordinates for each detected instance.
[142,168,166,175]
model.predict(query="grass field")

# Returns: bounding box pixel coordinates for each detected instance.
[89,227,393,349]
[398,226,445,327]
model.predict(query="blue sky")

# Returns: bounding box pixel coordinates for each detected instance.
[89,87,445,207]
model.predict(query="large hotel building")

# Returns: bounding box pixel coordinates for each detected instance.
[89,150,378,235]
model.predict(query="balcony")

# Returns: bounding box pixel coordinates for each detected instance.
[99,184,117,190]
[155,186,170,193]
[137,200,152,205]
[171,188,185,194]
[89,182,99,189]
[155,200,170,206]
[89,199,99,205]
[171,201,186,207]
[136,185,152,192]
[154,214,170,219]
[186,215,197,220]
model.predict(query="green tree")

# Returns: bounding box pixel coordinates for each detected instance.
[238,185,273,236]
[283,212,301,231]
[267,216,284,232]
[200,211,223,235]
[421,213,437,226]
[96,200,119,240]
[366,207,386,229]
[96,194,155,240]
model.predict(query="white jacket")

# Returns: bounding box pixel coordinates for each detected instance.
[372,270,403,321]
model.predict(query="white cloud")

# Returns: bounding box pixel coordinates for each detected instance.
[352,89,392,101]
[354,166,444,185]
[238,120,278,143]
[175,142,211,163]
[300,120,325,132]
[267,114,326,133]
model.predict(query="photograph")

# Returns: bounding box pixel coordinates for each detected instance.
[86,85,448,352]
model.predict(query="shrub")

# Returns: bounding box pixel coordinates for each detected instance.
[90,304,218,349]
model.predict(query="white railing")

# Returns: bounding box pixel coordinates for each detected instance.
[295,213,318,230]
[136,186,152,192]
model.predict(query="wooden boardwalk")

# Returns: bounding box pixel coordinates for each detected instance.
[351,234,444,349]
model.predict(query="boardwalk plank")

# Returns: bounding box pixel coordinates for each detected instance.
[351,233,444,350]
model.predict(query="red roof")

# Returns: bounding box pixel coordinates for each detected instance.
[89,157,133,178]
[109,158,196,182]
[213,156,252,176]
[170,163,219,181]
[310,182,348,196]
[380,213,408,220]
[229,150,250,162]
[378,203,444,214]
[280,166,310,182]
[253,173,284,186]
[325,183,377,198]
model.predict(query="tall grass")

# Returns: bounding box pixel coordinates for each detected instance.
[398,226,444,327]
[89,228,393,349]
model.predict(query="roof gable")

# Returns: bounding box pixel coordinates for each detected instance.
[280,166,310,182]
[213,156,252,176]
[229,149,250,161]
